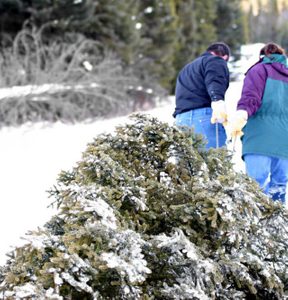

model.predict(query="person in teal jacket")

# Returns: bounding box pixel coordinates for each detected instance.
[230,42,288,204]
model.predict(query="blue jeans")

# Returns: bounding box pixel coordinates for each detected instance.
[244,154,288,203]
[175,108,227,149]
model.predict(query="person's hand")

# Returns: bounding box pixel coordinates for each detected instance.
[211,100,227,125]
[230,110,248,138]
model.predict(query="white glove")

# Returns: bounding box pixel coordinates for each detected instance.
[211,100,227,124]
[230,110,248,138]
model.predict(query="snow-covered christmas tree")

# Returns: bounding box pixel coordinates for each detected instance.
[0,114,287,299]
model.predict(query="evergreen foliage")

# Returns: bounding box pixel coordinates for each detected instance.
[23,0,95,30]
[0,114,288,299]
[174,0,245,73]
[136,0,178,89]
[214,0,245,59]
[0,0,248,91]
[14,1,141,67]
[77,0,141,65]
[0,0,28,36]
[174,0,216,73]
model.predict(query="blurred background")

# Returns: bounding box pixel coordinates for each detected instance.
[0,0,287,126]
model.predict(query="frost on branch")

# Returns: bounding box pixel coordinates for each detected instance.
[1,114,288,299]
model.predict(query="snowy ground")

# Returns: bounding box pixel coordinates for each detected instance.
[0,81,245,265]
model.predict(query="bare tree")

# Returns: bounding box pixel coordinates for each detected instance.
[0,26,155,126]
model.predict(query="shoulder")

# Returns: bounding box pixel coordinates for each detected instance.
[243,62,268,85]
[181,55,206,72]
[202,52,223,63]
[245,61,267,76]
[203,54,228,77]
[203,54,227,70]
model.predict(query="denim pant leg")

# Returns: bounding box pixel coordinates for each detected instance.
[244,154,271,192]
[244,154,288,203]
[268,157,288,203]
[175,108,227,149]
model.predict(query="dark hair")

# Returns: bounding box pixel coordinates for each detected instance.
[260,42,285,56]
[206,42,230,57]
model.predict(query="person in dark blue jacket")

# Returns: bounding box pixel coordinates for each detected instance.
[173,42,230,149]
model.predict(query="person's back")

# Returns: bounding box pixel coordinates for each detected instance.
[174,53,229,117]
[173,42,230,149]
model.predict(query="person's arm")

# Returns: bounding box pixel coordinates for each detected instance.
[205,57,230,123]
[204,57,230,101]
[237,64,267,116]
[230,64,267,138]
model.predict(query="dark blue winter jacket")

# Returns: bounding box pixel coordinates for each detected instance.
[173,52,229,117]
